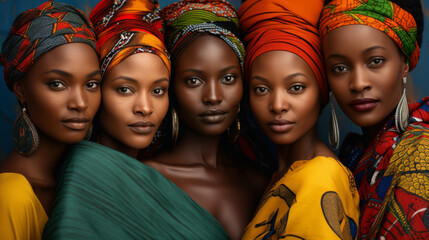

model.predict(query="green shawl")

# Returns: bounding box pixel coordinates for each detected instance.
[43,140,229,239]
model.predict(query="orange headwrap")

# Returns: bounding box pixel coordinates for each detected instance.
[319,0,420,70]
[238,0,328,105]
[90,0,170,77]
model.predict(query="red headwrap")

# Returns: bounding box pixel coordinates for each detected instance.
[238,0,328,105]
[90,0,170,77]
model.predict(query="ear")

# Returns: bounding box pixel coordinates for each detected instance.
[12,79,25,105]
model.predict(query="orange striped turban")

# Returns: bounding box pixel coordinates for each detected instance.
[319,0,420,70]
[90,0,170,77]
[238,0,328,105]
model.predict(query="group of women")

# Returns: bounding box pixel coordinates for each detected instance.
[0,0,427,239]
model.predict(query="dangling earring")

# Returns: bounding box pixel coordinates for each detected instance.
[85,124,93,140]
[228,118,241,143]
[228,104,241,143]
[328,92,339,150]
[13,106,39,156]
[171,108,179,144]
[395,77,409,132]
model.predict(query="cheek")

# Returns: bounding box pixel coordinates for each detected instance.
[25,90,66,125]
[250,95,268,122]
[153,96,169,124]
[100,94,127,125]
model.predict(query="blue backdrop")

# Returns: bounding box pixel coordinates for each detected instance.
[0,0,427,161]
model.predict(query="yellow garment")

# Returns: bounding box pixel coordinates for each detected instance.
[242,156,360,240]
[0,173,48,240]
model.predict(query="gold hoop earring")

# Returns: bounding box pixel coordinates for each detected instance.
[328,93,339,150]
[171,108,179,143]
[13,107,39,156]
[395,77,409,132]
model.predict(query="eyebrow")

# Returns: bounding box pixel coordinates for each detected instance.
[112,76,138,83]
[112,76,169,85]
[362,46,386,55]
[327,46,387,60]
[88,70,102,78]
[250,72,307,82]
[220,65,240,73]
[43,69,102,79]
[43,69,72,78]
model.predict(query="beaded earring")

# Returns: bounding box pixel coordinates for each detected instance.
[13,107,39,156]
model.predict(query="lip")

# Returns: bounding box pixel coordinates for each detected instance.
[198,109,227,124]
[128,121,155,134]
[268,119,295,133]
[349,98,378,112]
[62,117,90,130]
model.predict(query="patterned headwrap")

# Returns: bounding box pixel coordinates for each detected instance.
[161,0,245,71]
[319,0,420,70]
[0,1,97,91]
[238,0,328,105]
[90,0,170,77]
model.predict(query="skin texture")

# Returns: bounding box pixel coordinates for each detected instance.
[143,35,268,240]
[0,43,101,215]
[249,50,335,180]
[98,53,170,158]
[323,25,409,139]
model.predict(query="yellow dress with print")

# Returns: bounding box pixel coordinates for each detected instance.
[0,173,48,240]
[242,156,360,240]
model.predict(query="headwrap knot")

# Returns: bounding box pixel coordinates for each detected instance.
[319,0,420,70]
[0,1,97,91]
[238,0,328,105]
[90,0,170,77]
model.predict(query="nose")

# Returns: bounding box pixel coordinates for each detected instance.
[269,89,289,113]
[349,66,371,92]
[68,87,88,111]
[203,80,223,105]
[133,92,153,116]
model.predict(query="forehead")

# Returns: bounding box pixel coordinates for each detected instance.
[177,34,239,67]
[323,25,399,54]
[250,50,316,81]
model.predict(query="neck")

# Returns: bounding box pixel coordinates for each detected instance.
[276,127,321,174]
[174,126,225,168]
[99,131,138,158]
[361,111,394,143]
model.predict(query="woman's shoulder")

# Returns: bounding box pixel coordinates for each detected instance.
[0,173,46,216]
[289,156,356,193]
[0,173,34,202]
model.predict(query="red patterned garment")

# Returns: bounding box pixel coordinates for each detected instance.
[341,97,429,239]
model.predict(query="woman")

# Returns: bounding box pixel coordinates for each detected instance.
[43,0,234,239]
[320,0,429,238]
[0,1,100,239]
[238,0,360,239]
[142,0,269,239]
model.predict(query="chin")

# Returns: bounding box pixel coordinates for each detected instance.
[127,137,153,150]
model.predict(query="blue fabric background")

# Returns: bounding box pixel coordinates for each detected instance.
[0,0,427,161]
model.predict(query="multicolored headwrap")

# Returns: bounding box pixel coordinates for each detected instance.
[238,0,328,105]
[319,0,420,70]
[89,0,170,77]
[0,1,97,91]
[161,0,245,71]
